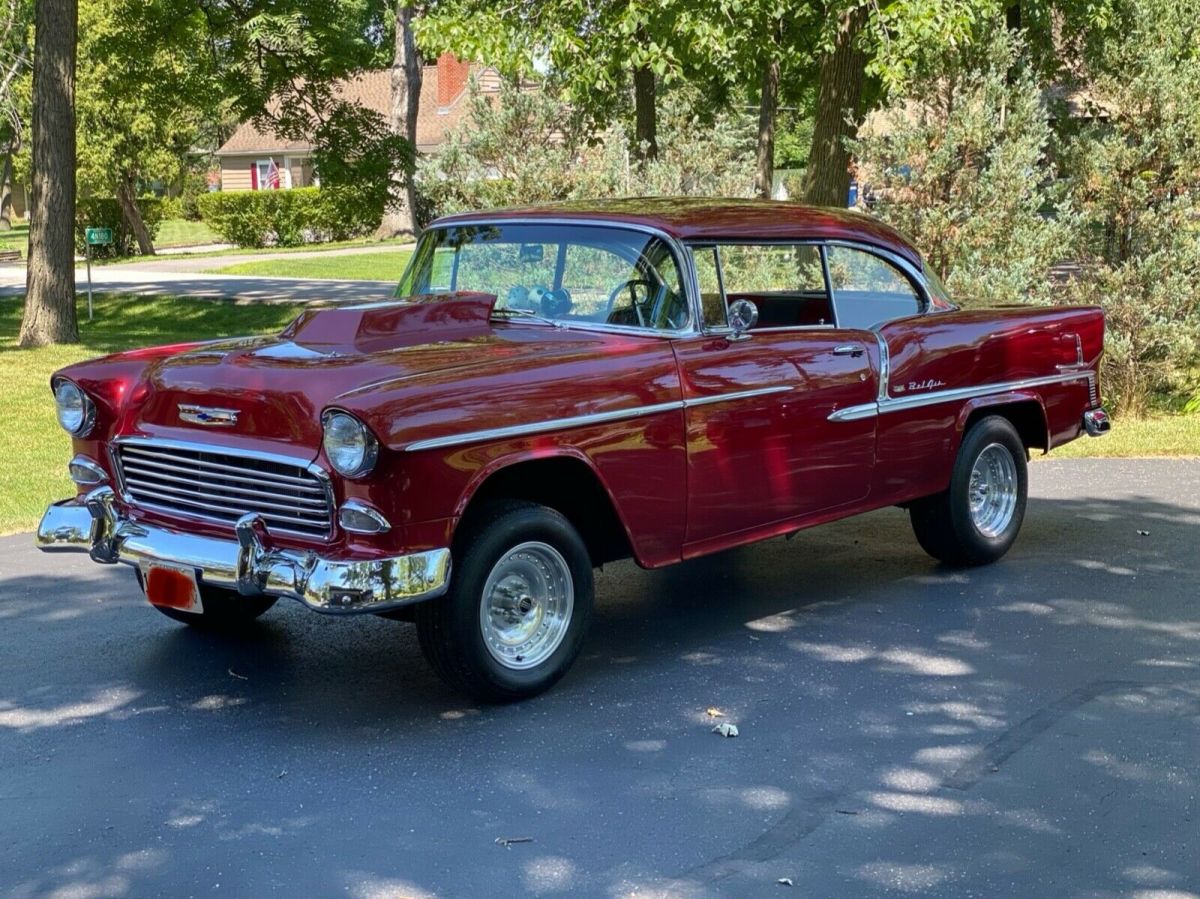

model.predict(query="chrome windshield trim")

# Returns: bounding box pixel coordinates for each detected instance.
[412,218,699,337]
[403,400,685,452]
[827,371,1096,422]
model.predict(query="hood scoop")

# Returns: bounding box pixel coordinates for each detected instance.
[281,292,499,353]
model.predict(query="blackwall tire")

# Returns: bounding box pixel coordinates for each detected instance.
[415,501,594,703]
[910,415,1028,566]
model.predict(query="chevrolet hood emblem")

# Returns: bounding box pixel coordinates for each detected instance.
[178,404,239,427]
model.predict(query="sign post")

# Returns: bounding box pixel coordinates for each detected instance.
[83,227,113,321]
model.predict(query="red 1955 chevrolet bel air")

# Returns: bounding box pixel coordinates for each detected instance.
[37,198,1109,700]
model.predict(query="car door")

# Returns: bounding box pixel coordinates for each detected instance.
[675,244,878,548]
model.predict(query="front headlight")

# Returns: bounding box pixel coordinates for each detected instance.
[322,411,379,479]
[54,379,96,437]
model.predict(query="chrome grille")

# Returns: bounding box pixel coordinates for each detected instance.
[115,442,333,538]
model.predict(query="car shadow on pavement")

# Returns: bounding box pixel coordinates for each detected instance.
[1,487,1198,897]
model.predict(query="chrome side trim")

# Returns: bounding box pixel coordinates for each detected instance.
[827,371,1096,422]
[35,489,450,615]
[404,400,685,452]
[683,385,793,407]
[403,385,794,452]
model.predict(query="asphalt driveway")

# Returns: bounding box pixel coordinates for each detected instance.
[1,458,1197,898]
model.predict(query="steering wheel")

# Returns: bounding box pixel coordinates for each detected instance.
[606,278,660,327]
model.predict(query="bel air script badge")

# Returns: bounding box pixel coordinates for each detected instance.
[178,404,239,427]
[893,379,947,394]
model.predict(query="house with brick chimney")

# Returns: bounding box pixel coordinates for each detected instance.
[213,54,498,191]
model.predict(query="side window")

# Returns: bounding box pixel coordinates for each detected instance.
[692,244,834,330]
[825,246,922,329]
[691,246,727,328]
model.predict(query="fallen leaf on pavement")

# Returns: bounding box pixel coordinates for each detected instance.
[495,837,533,848]
[1137,529,1150,536]
[706,707,725,718]
[777,877,794,887]
[228,669,248,681]
[712,722,739,738]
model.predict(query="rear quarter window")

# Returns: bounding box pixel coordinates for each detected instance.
[826,246,922,329]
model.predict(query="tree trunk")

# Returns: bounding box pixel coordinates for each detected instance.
[801,4,868,208]
[753,57,780,199]
[116,171,155,256]
[0,148,13,230]
[631,27,657,164]
[20,0,78,347]
[375,0,422,240]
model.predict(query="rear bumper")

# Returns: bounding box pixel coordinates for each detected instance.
[1083,409,1111,437]
[36,487,451,614]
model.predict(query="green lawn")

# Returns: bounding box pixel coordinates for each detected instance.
[208,248,412,281]
[156,218,220,248]
[0,295,302,535]
[1046,413,1200,458]
[0,223,29,255]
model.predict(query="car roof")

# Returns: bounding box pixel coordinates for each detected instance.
[432,197,922,267]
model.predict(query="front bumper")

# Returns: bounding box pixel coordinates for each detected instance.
[36,487,451,614]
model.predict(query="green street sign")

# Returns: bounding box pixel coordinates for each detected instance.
[85,227,113,246]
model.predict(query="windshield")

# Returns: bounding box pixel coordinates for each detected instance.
[397,223,689,331]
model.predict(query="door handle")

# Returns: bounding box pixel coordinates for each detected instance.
[833,344,864,357]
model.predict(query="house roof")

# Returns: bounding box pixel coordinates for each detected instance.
[216,63,491,157]
[434,197,922,266]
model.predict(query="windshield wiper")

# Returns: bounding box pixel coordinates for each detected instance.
[491,307,563,328]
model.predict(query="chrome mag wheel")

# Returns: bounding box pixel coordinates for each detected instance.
[479,541,574,670]
[968,443,1018,537]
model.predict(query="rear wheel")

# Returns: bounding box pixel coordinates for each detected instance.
[416,501,594,702]
[910,415,1028,566]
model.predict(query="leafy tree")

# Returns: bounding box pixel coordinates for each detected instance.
[0,0,32,229]
[20,0,77,347]
[1057,0,1200,412]
[417,80,755,217]
[74,0,220,255]
[375,0,422,238]
[852,27,1069,303]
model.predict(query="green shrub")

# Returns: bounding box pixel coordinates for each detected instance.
[1055,0,1200,414]
[196,186,381,248]
[158,196,183,220]
[851,29,1072,308]
[178,171,211,221]
[75,197,166,257]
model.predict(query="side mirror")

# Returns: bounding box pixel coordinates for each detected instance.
[727,299,758,340]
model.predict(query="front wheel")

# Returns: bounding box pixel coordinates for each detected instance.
[415,501,594,702]
[910,415,1028,566]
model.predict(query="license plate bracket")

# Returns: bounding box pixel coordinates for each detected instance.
[142,562,203,614]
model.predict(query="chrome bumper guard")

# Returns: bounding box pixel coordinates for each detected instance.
[35,487,451,614]
[1083,409,1111,437]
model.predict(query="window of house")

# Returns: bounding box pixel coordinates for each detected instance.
[826,246,922,329]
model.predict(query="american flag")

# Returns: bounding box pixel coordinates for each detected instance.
[265,159,281,189]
